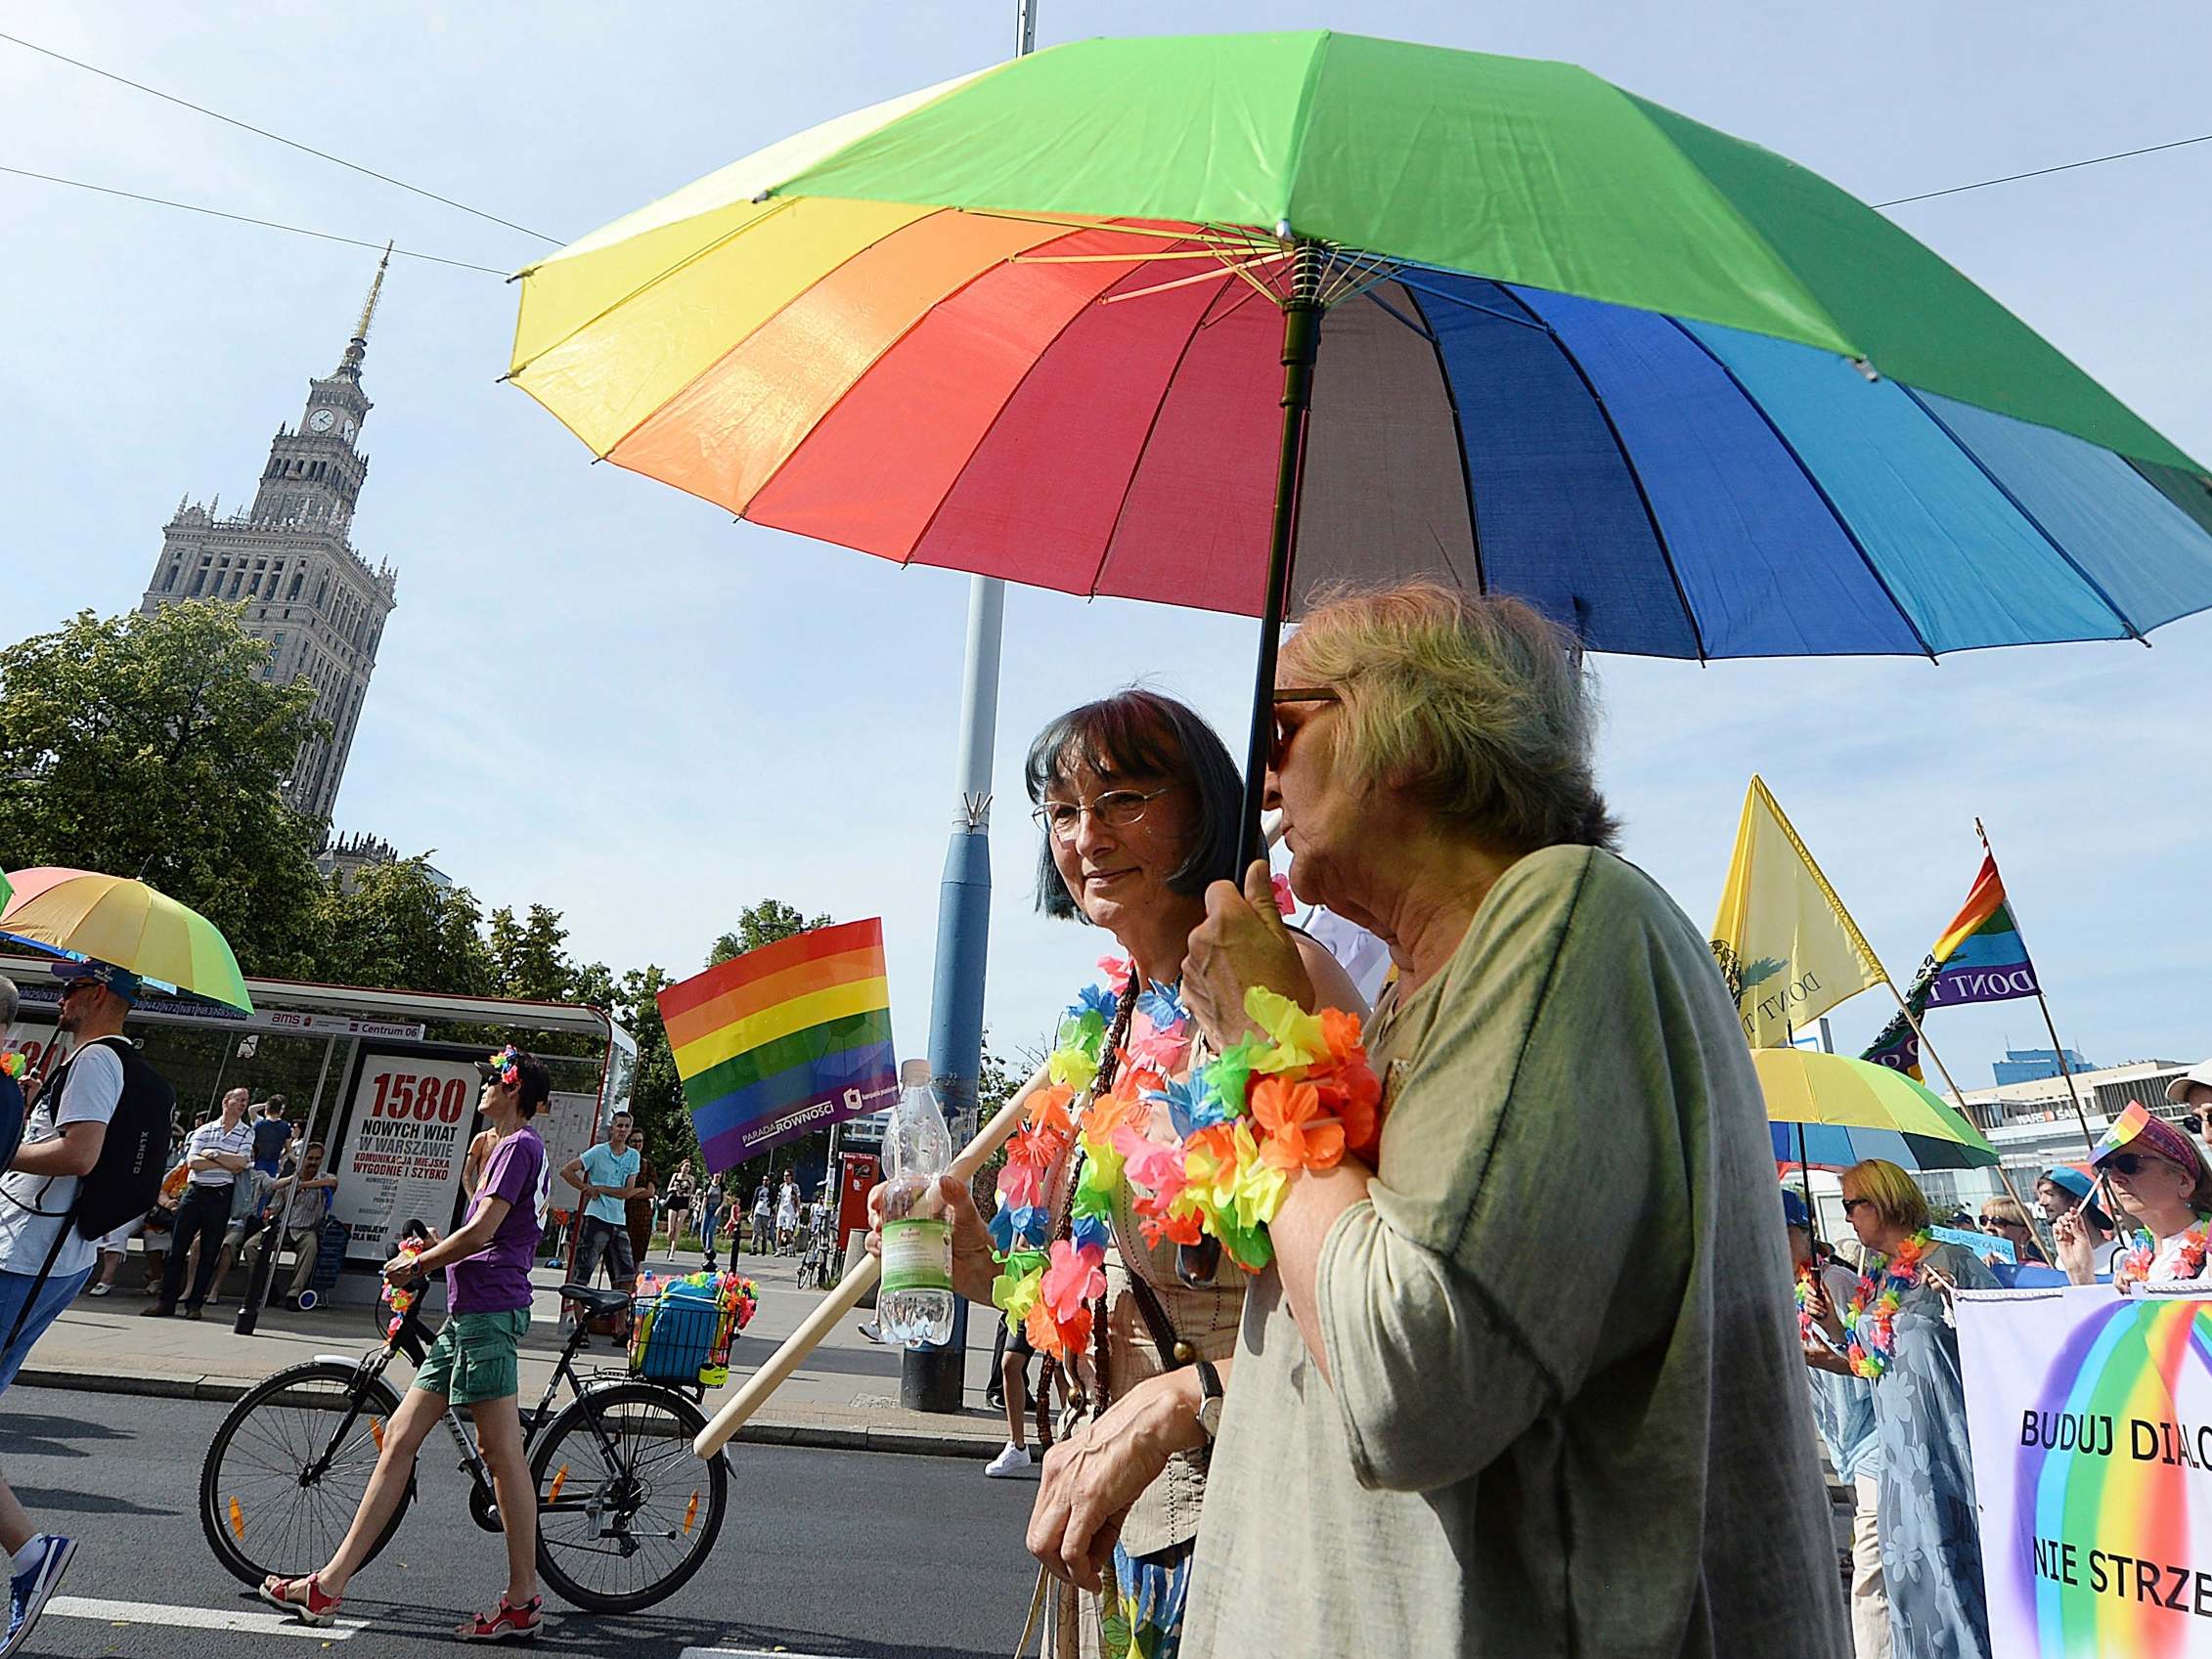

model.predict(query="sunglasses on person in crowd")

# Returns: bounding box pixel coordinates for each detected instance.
[1979,1213,2025,1230]
[2103,1152,2178,1178]
[1269,687,1342,772]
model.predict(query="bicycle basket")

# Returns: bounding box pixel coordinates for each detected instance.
[629,1286,737,1385]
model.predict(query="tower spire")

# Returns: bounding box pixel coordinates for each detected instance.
[336,241,392,380]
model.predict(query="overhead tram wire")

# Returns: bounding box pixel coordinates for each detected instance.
[0,165,509,276]
[0,28,561,245]
[1871,130,2212,208]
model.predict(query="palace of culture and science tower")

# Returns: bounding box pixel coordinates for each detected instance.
[137,251,399,823]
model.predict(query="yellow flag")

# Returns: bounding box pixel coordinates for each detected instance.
[1709,776,1886,1047]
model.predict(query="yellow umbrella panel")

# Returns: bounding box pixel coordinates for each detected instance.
[1753,1048,1997,1172]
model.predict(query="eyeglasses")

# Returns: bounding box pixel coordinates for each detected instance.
[2104,1153,2177,1178]
[1839,1198,1873,1214]
[1031,785,1173,842]
[1270,687,1341,771]
[1979,1215,2021,1230]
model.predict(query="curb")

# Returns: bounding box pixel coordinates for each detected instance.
[13,1367,1002,1460]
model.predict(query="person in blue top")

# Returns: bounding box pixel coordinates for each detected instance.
[559,1112,644,1340]
[1788,1189,1886,1659]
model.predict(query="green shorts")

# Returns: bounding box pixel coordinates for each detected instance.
[414,1309,529,1405]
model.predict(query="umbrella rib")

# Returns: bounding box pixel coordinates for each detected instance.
[1387,271,1551,332]
[1084,276,1242,602]
[1494,286,1705,664]
[1398,284,1486,598]
[1099,252,1288,306]
[1894,384,2146,646]
[1661,316,1940,662]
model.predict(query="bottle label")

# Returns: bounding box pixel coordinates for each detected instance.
[880,1218,952,1293]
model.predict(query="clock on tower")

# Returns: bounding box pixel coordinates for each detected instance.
[308,410,337,434]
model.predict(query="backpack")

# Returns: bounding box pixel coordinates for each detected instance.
[59,1035,179,1241]
[0,1073,24,1178]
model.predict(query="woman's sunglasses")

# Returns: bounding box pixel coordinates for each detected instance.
[1270,687,1341,771]
[2103,1152,2178,1178]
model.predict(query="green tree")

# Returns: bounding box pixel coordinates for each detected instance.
[489,903,577,1002]
[314,857,497,995]
[707,898,831,966]
[0,603,328,972]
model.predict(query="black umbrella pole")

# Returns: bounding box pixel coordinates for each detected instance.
[1237,286,1322,870]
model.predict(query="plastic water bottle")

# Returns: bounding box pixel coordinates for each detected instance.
[877,1058,955,1347]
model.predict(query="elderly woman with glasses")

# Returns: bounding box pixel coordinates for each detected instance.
[2054,1109,2212,1290]
[1158,584,1846,1657]
[1804,1158,1998,1659]
[894,688,1360,1658]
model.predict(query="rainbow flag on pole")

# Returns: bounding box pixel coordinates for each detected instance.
[1863,854,2041,1076]
[658,918,900,1171]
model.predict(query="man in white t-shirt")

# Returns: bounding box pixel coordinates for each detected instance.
[145,1086,254,1318]
[0,961,137,1657]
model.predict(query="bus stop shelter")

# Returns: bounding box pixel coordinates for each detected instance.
[0,954,635,1272]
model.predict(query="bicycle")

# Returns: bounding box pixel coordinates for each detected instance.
[199,1279,729,1613]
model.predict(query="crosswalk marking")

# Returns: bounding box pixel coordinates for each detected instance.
[44,1595,369,1640]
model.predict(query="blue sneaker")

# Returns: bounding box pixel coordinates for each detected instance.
[3,1535,76,1657]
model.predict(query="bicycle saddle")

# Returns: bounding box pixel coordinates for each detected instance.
[559,1283,634,1318]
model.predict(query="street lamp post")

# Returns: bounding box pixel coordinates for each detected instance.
[899,0,1036,1418]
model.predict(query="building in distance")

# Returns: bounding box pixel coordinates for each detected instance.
[138,248,399,822]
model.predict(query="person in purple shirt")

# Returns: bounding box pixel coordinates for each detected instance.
[257,1046,553,1644]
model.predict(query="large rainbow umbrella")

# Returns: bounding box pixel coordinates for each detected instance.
[508,31,2212,823]
[0,867,253,1014]
[1755,1047,1998,1173]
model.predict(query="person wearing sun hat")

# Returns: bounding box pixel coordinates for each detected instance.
[2055,1102,2212,1291]
[2167,1059,2212,1162]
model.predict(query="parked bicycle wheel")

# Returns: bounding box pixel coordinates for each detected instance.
[200,1361,411,1588]
[530,1382,727,1612]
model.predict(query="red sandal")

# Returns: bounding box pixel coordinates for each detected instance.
[456,1594,543,1642]
[258,1572,342,1627]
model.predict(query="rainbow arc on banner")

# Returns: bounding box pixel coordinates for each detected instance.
[1864,854,2040,1077]
[658,918,899,1171]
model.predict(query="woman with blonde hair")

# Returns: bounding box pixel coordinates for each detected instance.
[1085,582,1848,1655]
[1806,1158,1997,1658]
[1973,1194,2048,1267]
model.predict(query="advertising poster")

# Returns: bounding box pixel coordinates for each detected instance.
[1957,1286,2212,1657]
[538,1091,600,1211]
[332,1052,481,1262]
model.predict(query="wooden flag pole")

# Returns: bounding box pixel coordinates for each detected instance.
[692,1068,1044,1460]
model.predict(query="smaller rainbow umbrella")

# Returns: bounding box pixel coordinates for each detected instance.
[0,868,253,1014]
[1755,1048,1997,1173]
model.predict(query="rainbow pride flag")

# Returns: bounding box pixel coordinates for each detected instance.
[658,918,899,1171]
[1863,854,2041,1077]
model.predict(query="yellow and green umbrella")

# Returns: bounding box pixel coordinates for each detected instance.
[0,867,252,1014]
[1754,1047,1996,1173]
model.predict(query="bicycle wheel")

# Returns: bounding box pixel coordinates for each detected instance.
[200,1361,411,1588]
[530,1382,727,1612]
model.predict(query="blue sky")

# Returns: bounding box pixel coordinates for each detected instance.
[3,1,2206,1083]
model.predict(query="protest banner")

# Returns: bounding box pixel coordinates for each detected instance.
[331,1051,480,1261]
[1958,1286,2212,1656]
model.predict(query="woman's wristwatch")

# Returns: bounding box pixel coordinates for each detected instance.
[1194,1360,1224,1442]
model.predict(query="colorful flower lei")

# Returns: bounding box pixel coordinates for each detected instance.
[1793,1264,1820,1345]
[1842,1230,1933,1380]
[986,959,1380,1363]
[2114,1211,2212,1288]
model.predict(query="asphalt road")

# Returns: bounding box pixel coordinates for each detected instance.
[0,1387,1040,1658]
